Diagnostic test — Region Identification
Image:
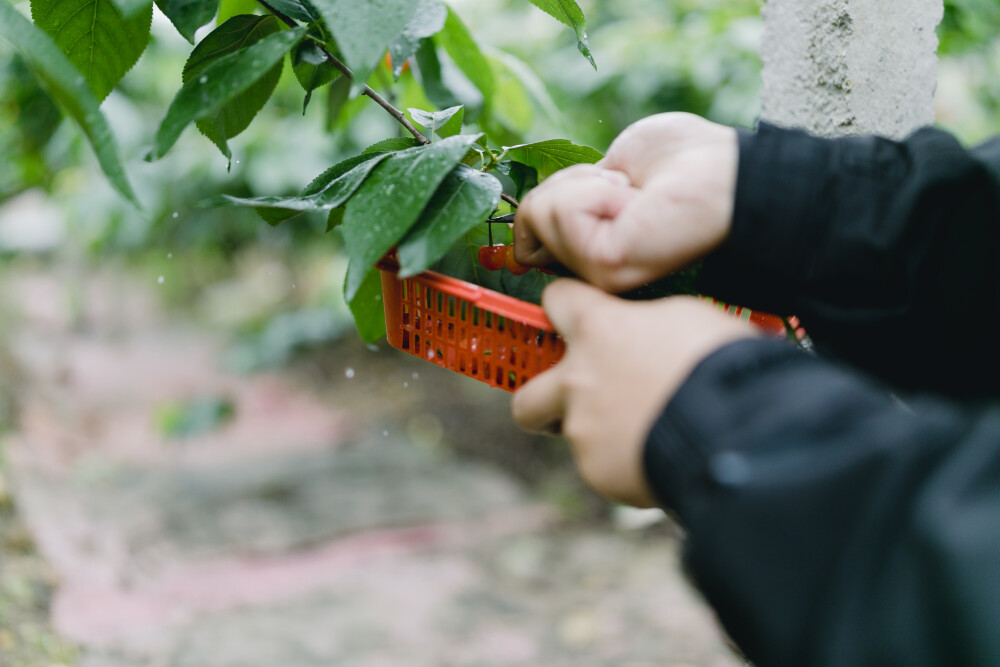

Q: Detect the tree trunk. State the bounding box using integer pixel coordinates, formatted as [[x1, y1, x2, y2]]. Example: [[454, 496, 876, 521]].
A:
[[760, 0, 943, 139]]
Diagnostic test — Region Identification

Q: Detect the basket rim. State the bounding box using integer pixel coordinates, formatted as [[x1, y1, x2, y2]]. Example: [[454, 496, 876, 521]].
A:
[[376, 256, 556, 332]]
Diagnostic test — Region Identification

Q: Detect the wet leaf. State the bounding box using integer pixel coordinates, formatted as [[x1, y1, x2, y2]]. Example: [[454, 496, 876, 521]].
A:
[[341, 133, 481, 301], [199, 151, 390, 224], [500, 139, 602, 180], [31, 0, 152, 101], [527, 0, 595, 69], [147, 23, 305, 160], [388, 0, 446, 79], [0, 4, 139, 206], [397, 166, 502, 277], [180, 15, 288, 159], [347, 267, 386, 343], [154, 0, 220, 42], [309, 0, 416, 96], [407, 105, 463, 139]]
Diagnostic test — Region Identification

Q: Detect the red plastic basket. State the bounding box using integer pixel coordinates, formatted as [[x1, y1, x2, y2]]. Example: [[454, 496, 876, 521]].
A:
[[377, 256, 565, 391], [376, 256, 794, 392]]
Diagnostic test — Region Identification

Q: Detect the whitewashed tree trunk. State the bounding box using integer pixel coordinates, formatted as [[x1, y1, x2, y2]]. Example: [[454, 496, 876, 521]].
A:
[[760, 0, 943, 139]]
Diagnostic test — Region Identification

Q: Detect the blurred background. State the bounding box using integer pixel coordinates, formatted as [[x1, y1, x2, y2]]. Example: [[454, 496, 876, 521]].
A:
[[1, 0, 999, 664]]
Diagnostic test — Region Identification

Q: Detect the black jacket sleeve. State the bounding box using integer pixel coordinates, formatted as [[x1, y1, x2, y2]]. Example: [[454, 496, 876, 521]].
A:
[[644, 338, 1000, 667], [697, 123, 1000, 398]]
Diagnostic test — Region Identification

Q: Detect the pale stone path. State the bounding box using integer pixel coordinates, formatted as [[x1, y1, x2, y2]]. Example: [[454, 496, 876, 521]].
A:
[[0, 268, 741, 667]]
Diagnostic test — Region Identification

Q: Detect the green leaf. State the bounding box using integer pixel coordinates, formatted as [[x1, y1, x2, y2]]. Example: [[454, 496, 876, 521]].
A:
[[110, 0, 152, 19], [324, 75, 352, 129], [362, 137, 420, 153], [387, 0, 446, 79], [200, 152, 390, 224], [397, 166, 502, 277], [487, 55, 532, 136], [500, 139, 603, 181], [413, 38, 467, 112], [308, 0, 416, 96], [179, 15, 287, 159], [527, 0, 595, 69], [407, 105, 463, 139], [259, 152, 387, 223], [499, 161, 538, 200], [216, 0, 257, 23], [326, 206, 345, 232], [347, 266, 386, 343], [341, 133, 482, 301], [148, 22, 305, 160], [0, 3, 139, 206], [263, 0, 319, 24], [30, 0, 152, 102], [434, 8, 494, 106], [154, 0, 220, 43], [292, 38, 341, 113]]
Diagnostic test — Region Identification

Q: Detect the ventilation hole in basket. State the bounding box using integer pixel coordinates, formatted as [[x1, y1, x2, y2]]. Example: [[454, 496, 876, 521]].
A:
[[402, 305, 410, 327], [497, 316, 505, 333], [437, 348, 444, 360], [459, 355, 466, 372], [495, 366, 504, 386], [447, 321, 455, 341], [436, 318, 443, 338], [401, 330, 410, 350], [485, 312, 493, 329], [437, 292, 444, 313], [414, 334, 421, 355], [484, 361, 491, 379], [508, 370, 517, 389], [471, 357, 478, 374], [460, 301, 467, 321], [510, 348, 517, 366], [535, 331, 545, 346], [401, 281, 408, 300], [448, 296, 456, 318]]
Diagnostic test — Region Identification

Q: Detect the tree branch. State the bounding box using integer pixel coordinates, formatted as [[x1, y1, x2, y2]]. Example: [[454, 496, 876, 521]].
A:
[[258, 0, 430, 145], [257, 0, 518, 208]]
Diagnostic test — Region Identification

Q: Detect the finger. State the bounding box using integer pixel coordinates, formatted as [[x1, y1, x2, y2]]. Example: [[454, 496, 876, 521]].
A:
[[540, 279, 611, 341], [513, 189, 558, 266], [511, 365, 567, 434], [515, 177, 635, 268]]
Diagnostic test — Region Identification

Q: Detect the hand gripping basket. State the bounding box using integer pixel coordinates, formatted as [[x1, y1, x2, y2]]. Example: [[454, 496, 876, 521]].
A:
[[376, 256, 793, 393]]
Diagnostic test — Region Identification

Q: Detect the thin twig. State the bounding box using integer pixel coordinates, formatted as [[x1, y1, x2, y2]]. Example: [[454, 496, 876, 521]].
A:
[[258, 0, 431, 146], [259, 0, 517, 207]]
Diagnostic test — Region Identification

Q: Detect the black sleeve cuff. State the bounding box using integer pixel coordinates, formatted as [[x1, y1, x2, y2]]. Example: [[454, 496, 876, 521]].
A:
[[696, 123, 838, 314], [643, 336, 804, 520]]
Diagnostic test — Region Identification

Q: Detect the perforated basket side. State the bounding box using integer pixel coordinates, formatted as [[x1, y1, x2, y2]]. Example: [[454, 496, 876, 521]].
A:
[[379, 263, 565, 392]]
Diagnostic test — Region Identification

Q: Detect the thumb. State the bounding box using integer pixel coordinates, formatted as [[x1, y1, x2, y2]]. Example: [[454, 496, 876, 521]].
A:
[[541, 279, 613, 341]]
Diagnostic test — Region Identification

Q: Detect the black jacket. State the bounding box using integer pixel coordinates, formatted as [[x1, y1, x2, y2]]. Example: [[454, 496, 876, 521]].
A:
[[643, 123, 1000, 666]]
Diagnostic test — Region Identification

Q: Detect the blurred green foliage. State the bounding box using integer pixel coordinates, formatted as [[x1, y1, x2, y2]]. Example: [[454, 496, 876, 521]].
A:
[[1, 0, 999, 262]]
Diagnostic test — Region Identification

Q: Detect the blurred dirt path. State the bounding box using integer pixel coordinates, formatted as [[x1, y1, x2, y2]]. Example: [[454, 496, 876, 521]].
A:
[[0, 267, 741, 667]]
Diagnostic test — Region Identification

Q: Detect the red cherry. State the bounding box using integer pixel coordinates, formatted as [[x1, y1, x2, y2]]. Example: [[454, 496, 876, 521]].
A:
[[505, 245, 530, 275], [478, 245, 506, 271]]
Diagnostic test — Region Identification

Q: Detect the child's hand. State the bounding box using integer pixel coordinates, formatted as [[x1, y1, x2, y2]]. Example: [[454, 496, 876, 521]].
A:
[[511, 279, 756, 508], [513, 113, 737, 293]]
